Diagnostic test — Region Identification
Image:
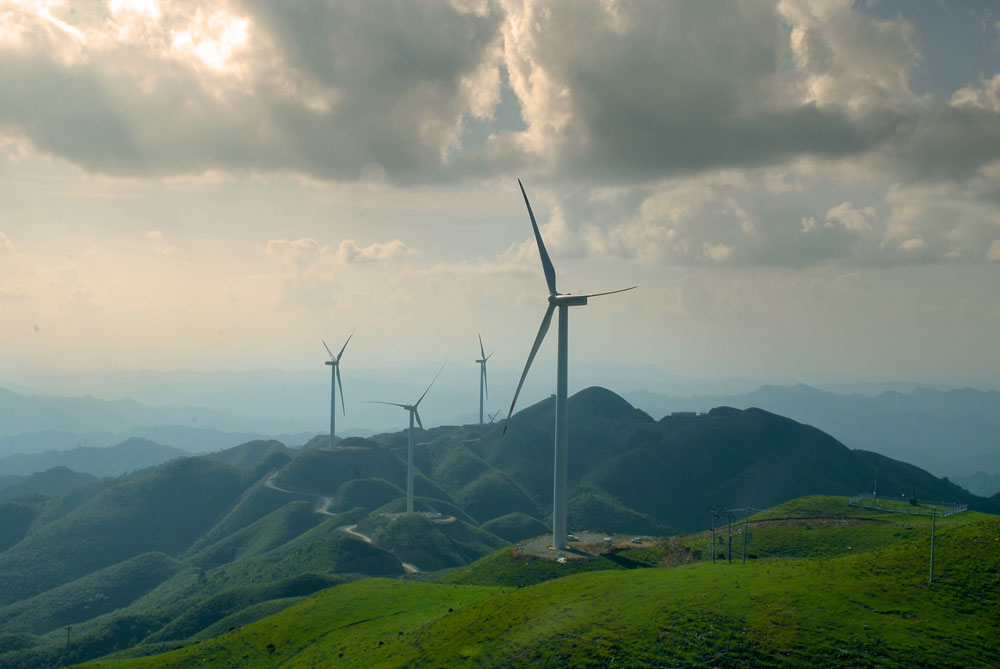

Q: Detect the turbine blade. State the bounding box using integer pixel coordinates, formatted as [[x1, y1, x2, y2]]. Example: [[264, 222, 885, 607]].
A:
[[483, 364, 488, 400], [518, 179, 557, 295], [364, 401, 408, 408], [413, 409, 424, 430], [415, 359, 447, 407], [503, 302, 555, 434], [575, 285, 638, 299], [478, 333, 486, 360], [336, 333, 352, 361], [485, 351, 493, 361], [322, 339, 336, 361], [336, 365, 346, 415]]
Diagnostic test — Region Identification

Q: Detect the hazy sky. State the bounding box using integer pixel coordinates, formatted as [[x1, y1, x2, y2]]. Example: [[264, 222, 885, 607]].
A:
[[2, 0, 1000, 394]]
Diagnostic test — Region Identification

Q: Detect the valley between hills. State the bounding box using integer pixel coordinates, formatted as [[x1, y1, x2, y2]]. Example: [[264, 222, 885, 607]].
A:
[[0, 387, 997, 667]]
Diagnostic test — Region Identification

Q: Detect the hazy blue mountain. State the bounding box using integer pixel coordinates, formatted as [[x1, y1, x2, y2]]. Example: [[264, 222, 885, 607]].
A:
[[624, 385, 1000, 476], [0, 425, 314, 464], [0, 438, 189, 477], [0, 387, 316, 443], [0, 467, 98, 502], [952, 471, 1000, 497], [0, 430, 118, 457]]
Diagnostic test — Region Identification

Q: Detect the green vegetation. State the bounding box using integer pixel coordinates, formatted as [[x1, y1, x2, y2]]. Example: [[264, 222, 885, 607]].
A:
[[0, 552, 181, 635], [331, 477, 404, 513], [187, 501, 323, 568], [5, 389, 1000, 667], [361, 514, 505, 572], [81, 510, 1000, 668], [480, 512, 547, 543], [0, 458, 243, 606], [0, 466, 99, 502], [567, 487, 669, 535], [436, 547, 634, 587], [0, 493, 46, 551]]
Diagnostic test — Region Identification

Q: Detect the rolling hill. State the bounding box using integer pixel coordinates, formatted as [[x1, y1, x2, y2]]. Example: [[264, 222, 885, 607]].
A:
[[3, 388, 999, 667], [75, 496, 1000, 668], [0, 466, 99, 502]]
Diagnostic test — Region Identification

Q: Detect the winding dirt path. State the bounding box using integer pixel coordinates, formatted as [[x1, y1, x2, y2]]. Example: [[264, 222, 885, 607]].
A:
[[264, 472, 421, 572]]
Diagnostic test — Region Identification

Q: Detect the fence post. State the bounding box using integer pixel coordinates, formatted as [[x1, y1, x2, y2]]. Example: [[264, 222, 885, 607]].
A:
[[711, 508, 716, 564], [929, 506, 936, 585]]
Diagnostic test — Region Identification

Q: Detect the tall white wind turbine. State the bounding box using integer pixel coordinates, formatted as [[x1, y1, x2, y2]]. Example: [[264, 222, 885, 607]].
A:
[[476, 334, 493, 424], [323, 335, 352, 448], [504, 180, 636, 550], [367, 361, 447, 513]]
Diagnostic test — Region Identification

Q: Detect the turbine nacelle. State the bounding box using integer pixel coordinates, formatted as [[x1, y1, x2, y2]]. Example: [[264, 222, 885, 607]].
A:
[[550, 293, 588, 307]]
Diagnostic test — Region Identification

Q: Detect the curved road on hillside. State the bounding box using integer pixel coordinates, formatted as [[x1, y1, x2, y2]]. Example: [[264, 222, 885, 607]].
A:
[[263, 472, 420, 573]]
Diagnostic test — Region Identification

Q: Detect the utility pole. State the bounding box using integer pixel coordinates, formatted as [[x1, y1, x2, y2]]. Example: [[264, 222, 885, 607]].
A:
[[742, 508, 750, 565], [711, 507, 716, 564], [66, 623, 71, 652], [929, 506, 936, 584], [727, 510, 733, 565]]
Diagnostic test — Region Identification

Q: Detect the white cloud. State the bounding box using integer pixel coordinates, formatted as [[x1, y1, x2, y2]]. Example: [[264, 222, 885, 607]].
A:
[[825, 202, 876, 233], [264, 237, 339, 306], [0, 230, 11, 254], [336, 239, 415, 263], [702, 243, 735, 263], [988, 240, 1000, 262]]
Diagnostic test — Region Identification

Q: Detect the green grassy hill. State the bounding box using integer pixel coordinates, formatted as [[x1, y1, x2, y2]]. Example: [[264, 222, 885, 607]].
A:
[[0, 458, 243, 606], [187, 501, 323, 569], [76, 500, 999, 668], [0, 466, 99, 502], [480, 512, 547, 543], [0, 493, 47, 551], [274, 441, 405, 494], [5, 389, 1000, 667], [203, 440, 292, 469]]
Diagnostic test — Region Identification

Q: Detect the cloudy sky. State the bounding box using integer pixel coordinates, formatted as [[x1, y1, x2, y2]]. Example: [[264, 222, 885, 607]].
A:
[[2, 0, 1000, 399]]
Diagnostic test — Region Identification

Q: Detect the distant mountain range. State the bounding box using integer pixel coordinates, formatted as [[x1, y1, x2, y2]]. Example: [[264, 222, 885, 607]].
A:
[[0, 438, 190, 478], [4, 382, 1000, 480], [1, 386, 997, 666], [625, 384, 1000, 476], [0, 387, 318, 451]]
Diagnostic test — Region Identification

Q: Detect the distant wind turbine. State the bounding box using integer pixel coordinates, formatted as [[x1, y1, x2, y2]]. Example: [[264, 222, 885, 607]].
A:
[[476, 334, 493, 424], [504, 180, 636, 550], [323, 335, 352, 447], [367, 360, 447, 513], [488, 409, 502, 423]]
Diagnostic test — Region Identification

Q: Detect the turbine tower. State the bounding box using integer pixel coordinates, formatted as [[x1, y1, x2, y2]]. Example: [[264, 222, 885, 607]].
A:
[[367, 361, 446, 513], [323, 335, 352, 448], [504, 180, 636, 550], [476, 334, 493, 424]]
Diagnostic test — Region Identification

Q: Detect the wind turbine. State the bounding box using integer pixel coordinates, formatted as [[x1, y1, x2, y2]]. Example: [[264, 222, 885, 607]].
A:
[[504, 180, 636, 550], [476, 334, 493, 424], [488, 409, 502, 423], [323, 335, 352, 448], [367, 360, 447, 513]]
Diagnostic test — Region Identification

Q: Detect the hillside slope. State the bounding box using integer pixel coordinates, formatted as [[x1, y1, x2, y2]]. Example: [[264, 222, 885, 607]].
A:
[[80, 505, 999, 668]]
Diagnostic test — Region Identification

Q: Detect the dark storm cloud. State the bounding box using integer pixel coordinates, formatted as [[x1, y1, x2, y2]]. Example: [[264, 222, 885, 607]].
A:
[[0, 0, 998, 194], [515, 1, 907, 181], [0, 1, 503, 182]]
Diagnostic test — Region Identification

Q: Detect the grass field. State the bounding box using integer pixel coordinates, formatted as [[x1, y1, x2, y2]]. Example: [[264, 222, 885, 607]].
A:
[[78, 496, 1000, 668]]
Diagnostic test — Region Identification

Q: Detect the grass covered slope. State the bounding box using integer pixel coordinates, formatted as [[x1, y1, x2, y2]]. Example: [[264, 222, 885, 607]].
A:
[[84, 501, 999, 668], [0, 458, 243, 606]]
